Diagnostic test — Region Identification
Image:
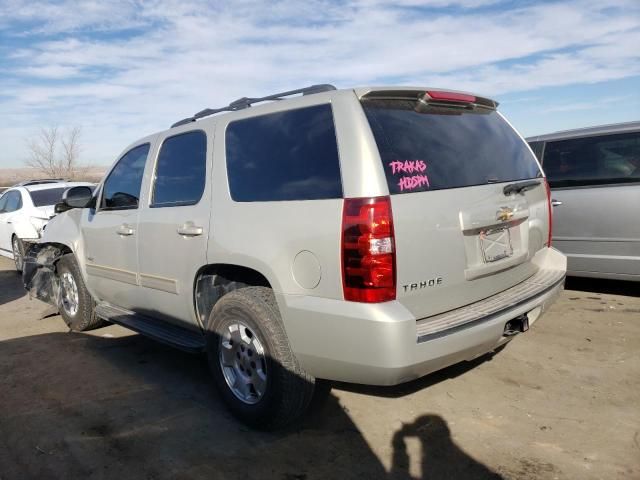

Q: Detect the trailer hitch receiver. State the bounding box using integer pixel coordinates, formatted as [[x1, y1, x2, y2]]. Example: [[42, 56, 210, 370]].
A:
[[503, 314, 530, 337]]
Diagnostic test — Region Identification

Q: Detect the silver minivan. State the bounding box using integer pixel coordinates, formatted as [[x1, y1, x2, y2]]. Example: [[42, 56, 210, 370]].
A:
[[528, 122, 640, 281], [25, 85, 566, 428]]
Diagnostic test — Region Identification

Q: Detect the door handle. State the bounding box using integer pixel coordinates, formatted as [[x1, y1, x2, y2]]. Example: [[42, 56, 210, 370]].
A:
[[116, 224, 135, 236], [551, 199, 563, 207], [177, 222, 203, 237]]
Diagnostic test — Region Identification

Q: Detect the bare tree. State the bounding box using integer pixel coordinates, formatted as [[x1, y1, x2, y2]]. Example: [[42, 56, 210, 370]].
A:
[[25, 126, 83, 178]]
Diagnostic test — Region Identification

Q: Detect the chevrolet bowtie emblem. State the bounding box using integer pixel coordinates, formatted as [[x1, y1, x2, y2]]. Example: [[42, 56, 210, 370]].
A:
[[497, 206, 514, 222]]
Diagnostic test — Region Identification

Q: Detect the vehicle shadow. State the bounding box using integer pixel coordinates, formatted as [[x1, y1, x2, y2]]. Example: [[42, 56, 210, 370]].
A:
[[0, 268, 26, 306], [0, 329, 501, 480], [333, 345, 506, 399], [565, 276, 639, 297]]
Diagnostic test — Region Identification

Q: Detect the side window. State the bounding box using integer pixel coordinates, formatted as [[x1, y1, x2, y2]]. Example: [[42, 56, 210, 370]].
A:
[[102, 144, 150, 210], [152, 131, 207, 207], [0, 192, 8, 212], [225, 104, 342, 202], [543, 132, 640, 188], [4, 191, 22, 213]]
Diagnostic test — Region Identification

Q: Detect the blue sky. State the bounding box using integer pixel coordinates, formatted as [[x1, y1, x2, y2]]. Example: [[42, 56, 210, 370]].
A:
[[1, 0, 639, 168]]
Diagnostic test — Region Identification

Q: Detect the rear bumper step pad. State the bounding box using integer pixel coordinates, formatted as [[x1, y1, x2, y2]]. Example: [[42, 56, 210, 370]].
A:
[[416, 268, 565, 342]]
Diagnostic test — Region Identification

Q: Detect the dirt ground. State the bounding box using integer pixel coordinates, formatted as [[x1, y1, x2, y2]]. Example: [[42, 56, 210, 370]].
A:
[[0, 256, 638, 480]]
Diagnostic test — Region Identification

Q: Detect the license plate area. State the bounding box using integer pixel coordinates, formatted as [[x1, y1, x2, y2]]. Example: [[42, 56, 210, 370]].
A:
[[480, 227, 513, 263]]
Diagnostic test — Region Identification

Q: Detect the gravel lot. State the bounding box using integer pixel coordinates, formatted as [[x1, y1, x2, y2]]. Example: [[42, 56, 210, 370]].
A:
[[0, 255, 638, 480]]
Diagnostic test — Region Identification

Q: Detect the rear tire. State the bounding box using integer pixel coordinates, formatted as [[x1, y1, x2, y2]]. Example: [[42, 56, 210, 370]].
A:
[[206, 286, 316, 430], [12, 236, 24, 273], [56, 254, 105, 331]]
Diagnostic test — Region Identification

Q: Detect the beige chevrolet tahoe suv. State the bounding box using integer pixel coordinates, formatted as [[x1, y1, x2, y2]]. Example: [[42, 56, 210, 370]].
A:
[[24, 85, 566, 429]]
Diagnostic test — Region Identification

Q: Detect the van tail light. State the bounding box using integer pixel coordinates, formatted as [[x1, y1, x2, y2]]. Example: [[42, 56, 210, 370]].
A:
[[342, 196, 396, 303], [544, 178, 553, 247]]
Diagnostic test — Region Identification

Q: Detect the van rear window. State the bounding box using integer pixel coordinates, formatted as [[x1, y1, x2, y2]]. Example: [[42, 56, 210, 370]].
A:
[[362, 100, 541, 194]]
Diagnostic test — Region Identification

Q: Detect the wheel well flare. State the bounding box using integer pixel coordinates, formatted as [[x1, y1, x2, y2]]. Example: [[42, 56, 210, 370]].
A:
[[194, 264, 271, 325]]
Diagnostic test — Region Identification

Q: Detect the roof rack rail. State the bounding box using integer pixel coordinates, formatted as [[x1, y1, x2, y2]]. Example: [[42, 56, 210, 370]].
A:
[[171, 84, 337, 128], [13, 178, 66, 187]]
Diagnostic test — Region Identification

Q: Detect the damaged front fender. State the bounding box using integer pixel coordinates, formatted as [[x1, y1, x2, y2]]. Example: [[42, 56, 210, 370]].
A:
[[23, 243, 66, 307]]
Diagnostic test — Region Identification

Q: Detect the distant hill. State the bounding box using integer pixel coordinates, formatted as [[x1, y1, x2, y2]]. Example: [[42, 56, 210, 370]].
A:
[[0, 166, 107, 188]]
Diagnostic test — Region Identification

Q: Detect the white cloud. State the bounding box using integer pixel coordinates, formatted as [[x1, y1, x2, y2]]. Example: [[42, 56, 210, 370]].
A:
[[16, 64, 81, 79], [0, 0, 638, 167], [0, 0, 144, 34], [541, 95, 634, 113]]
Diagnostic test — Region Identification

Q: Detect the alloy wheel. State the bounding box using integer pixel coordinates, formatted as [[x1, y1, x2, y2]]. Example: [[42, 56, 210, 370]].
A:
[[12, 237, 23, 272], [219, 321, 268, 405], [59, 271, 79, 317]]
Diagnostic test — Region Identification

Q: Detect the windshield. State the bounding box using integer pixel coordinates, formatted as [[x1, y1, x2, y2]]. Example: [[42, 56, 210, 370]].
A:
[[362, 99, 541, 194]]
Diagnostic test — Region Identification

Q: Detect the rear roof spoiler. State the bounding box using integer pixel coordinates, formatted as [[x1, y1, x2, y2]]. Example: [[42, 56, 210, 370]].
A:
[[361, 89, 498, 110]]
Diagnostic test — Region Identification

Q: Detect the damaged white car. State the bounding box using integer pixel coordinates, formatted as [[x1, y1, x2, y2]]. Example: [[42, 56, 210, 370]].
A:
[[0, 181, 94, 272]]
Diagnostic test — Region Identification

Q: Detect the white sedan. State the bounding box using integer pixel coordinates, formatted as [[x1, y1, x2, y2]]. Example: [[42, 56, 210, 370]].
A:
[[0, 181, 94, 272]]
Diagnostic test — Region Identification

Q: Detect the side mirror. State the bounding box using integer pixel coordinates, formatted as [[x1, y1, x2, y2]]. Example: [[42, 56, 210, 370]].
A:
[[62, 186, 94, 210], [54, 202, 70, 214]]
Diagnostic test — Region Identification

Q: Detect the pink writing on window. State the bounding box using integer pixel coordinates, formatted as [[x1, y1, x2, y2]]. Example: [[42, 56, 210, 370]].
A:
[[398, 175, 430, 191], [389, 160, 427, 175]]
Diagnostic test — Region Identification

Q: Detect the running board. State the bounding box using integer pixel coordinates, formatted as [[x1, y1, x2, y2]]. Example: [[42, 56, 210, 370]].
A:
[[95, 303, 206, 353]]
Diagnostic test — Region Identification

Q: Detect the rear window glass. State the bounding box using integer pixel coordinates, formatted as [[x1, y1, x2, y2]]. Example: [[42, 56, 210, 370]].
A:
[[542, 132, 640, 188], [362, 100, 541, 194], [225, 104, 342, 202], [29, 188, 66, 207]]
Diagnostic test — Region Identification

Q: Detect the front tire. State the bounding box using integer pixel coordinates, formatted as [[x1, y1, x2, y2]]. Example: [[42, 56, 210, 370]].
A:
[[206, 287, 316, 430], [56, 254, 104, 331]]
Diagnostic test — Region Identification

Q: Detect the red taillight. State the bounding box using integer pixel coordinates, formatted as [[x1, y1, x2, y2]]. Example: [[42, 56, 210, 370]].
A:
[[342, 196, 396, 303], [544, 178, 553, 247], [425, 90, 476, 103]]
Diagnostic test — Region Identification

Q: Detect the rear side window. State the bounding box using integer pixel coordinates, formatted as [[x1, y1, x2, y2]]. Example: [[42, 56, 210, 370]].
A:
[[542, 132, 640, 188], [225, 104, 342, 201], [152, 131, 207, 207], [29, 188, 66, 207], [102, 143, 150, 210], [362, 100, 541, 194]]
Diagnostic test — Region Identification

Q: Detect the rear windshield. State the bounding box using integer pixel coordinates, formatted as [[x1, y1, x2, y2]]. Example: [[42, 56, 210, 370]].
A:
[[29, 186, 94, 207], [29, 188, 67, 207], [362, 100, 541, 194]]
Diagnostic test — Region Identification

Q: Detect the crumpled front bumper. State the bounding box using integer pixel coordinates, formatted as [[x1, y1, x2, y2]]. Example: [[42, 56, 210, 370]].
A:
[[22, 243, 65, 307]]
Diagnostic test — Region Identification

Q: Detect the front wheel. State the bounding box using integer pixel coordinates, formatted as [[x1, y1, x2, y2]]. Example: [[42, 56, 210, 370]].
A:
[[56, 254, 105, 331], [206, 287, 316, 430]]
